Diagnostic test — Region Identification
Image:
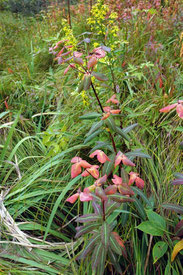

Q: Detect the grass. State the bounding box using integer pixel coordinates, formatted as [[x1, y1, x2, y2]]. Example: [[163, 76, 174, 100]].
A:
[[0, 1, 183, 274]]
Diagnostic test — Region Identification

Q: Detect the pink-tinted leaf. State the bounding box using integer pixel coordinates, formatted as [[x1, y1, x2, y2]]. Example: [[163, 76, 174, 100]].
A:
[[66, 193, 79, 203], [73, 51, 83, 58], [90, 150, 110, 164], [176, 103, 183, 119], [159, 103, 177, 113], [91, 72, 108, 81], [107, 94, 119, 104], [103, 106, 111, 112], [87, 56, 97, 69], [95, 187, 108, 201], [105, 185, 117, 195], [175, 220, 183, 237], [80, 192, 93, 202], [101, 112, 110, 120], [73, 56, 84, 65], [135, 177, 144, 189], [112, 175, 122, 185], [93, 47, 106, 59], [95, 174, 108, 185], [81, 165, 99, 179], [64, 65, 71, 75], [172, 179, 183, 185], [112, 232, 127, 258], [71, 163, 82, 178], [56, 47, 65, 57], [110, 109, 121, 114], [121, 154, 135, 167], [118, 184, 134, 196], [71, 156, 82, 163], [80, 160, 92, 169], [128, 172, 138, 185]]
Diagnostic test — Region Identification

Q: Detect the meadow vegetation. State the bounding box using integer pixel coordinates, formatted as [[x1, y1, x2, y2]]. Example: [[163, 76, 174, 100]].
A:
[[0, 0, 183, 274]]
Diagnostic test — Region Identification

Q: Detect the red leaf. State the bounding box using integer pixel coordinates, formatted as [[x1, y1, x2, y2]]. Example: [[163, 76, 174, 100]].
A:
[[80, 192, 93, 202], [135, 177, 144, 189], [105, 185, 117, 195], [89, 150, 110, 164], [71, 157, 82, 163], [159, 103, 177, 113], [176, 103, 183, 119], [71, 163, 82, 178], [87, 56, 97, 69], [107, 94, 119, 104], [94, 174, 108, 185], [112, 175, 122, 185], [66, 193, 79, 203]]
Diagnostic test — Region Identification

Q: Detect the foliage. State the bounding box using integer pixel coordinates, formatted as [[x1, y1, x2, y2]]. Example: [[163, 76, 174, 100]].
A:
[[0, 0, 183, 273]]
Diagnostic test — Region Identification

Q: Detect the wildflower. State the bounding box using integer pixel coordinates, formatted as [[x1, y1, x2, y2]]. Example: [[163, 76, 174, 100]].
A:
[[159, 101, 183, 119]]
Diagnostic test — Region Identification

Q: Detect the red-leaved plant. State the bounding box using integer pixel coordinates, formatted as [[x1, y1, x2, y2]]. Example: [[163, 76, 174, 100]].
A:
[[50, 39, 151, 274]]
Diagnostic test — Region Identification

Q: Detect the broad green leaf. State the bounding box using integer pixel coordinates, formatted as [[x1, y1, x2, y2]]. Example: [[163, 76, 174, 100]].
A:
[[79, 112, 101, 120], [126, 149, 151, 160], [153, 241, 168, 263], [162, 204, 183, 215], [115, 126, 130, 141], [136, 221, 164, 236], [146, 209, 166, 231], [122, 123, 138, 134], [105, 117, 117, 132], [101, 222, 110, 248], [86, 121, 103, 136], [84, 129, 103, 144], [171, 239, 183, 262]]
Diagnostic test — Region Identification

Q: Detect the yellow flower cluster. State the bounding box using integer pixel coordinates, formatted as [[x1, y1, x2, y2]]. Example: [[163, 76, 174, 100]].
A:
[[87, 0, 120, 49], [61, 19, 77, 48], [81, 90, 90, 106]]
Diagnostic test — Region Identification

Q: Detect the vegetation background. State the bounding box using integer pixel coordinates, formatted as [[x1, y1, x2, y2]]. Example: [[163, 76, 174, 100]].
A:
[[0, 0, 183, 274]]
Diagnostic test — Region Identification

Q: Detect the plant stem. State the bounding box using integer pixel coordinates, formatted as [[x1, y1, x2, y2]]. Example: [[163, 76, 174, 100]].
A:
[[102, 200, 106, 221], [144, 235, 153, 275], [91, 81, 104, 113]]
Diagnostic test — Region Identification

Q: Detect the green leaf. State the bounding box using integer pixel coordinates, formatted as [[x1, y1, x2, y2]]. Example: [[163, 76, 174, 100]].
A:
[[102, 153, 115, 176], [133, 197, 146, 220], [146, 209, 166, 231], [101, 222, 110, 248], [122, 123, 138, 134], [92, 243, 104, 269], [131, 187, 152, 208], [109, 234, 122, 255], [96, 247, 106, 275], [153, 241, 168, 263], [105, 117, 117, 132], [83, 75, 91, 90], [136, 221, 164, 236], [91, 72, 108, 81], [126, 149, 151, 160], [115, 126, 130, 141], [76, 214, 101, 223], [79, 112, 101, 120], [108, 193, 134, 203], [84, 129, 103, 144], [108, 248, 122, 275], [77, 79, 84, 93], [86, 121, 103, 136], [75, 223, 101, 238], [77, 234, 101, 259], [162, 204, 183, 215]]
